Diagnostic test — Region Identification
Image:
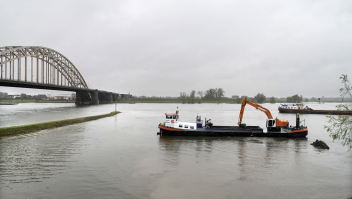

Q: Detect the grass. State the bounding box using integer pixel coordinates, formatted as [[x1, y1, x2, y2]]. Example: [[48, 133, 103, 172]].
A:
[[0, 111, 120, 138]]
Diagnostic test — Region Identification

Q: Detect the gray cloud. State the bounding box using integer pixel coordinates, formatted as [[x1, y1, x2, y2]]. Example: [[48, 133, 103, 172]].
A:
[[1, 0, 352, 97]]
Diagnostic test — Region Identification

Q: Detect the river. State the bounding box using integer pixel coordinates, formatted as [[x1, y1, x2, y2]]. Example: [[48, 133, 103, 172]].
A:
[[0, 102, 351, 199]]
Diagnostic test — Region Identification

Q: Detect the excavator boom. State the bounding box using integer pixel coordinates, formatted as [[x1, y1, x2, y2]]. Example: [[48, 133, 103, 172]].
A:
[[238, 97, 273, 125]]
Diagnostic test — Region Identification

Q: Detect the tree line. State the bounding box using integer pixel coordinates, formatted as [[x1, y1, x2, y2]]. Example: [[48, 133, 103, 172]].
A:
[[180, 88, 225, 104], [180, 89, 324, 104]]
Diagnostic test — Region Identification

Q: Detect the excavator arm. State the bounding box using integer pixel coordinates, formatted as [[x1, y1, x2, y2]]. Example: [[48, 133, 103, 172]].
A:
[[238, 97, 273, 125]]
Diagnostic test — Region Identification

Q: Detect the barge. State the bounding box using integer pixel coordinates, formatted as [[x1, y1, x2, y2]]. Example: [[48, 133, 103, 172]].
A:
[[158, 98, 308, 138], [278, 103, 352, 115]]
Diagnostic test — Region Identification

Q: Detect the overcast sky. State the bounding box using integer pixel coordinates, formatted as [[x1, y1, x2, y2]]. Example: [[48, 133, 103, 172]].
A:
[[1, 0, 352, 98]]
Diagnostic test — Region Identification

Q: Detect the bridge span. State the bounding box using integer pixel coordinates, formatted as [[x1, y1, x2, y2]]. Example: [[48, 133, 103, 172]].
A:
[[0, 46, 119, 105]]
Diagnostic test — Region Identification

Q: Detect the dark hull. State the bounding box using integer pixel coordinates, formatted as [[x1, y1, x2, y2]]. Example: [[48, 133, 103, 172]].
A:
[[278, 107, 352, 115], [158, 125, 307, 138]]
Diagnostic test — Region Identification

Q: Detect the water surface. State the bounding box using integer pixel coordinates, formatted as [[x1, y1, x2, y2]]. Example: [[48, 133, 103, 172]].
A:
[[0, 102, 351, 198]]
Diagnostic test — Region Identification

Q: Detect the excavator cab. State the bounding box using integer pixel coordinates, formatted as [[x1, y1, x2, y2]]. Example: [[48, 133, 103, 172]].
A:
[[267, 119, 275, 127], [266, 118, 290, 131]]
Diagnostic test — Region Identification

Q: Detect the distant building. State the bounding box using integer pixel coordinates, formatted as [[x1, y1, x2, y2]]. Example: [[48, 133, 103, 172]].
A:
[[0, 92, 8, 99], [232, 95, 239, 99], [120, 94, 132, 99], [37, 94, 48, 100], [240, 95, 248, 99], [27, 95, 35, 100], [7, 94, 21, 99]]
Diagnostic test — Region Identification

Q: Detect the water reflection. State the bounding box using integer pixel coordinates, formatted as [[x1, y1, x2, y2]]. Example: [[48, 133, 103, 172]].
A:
[[0, 125, 85, 184], [158, 136, 309, 182]]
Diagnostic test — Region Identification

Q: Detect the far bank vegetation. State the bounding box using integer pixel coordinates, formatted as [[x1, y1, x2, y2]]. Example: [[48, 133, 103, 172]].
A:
[[180, 88, 225, 104], [117, 89, 349, 104], [177, 90, 323, 104]]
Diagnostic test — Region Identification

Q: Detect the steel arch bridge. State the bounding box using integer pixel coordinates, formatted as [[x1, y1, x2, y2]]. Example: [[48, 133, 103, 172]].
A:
[[0, 46, 88, 89], [0, 46, 120, 105]]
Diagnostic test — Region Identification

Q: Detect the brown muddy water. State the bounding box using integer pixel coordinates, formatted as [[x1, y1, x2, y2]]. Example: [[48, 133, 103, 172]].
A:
[[0, 103, 351, 199]]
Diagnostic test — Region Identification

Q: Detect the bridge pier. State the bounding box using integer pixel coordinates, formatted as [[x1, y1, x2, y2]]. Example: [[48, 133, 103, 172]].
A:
[[75, 90, 99, 105], [97, 91, 115, 103], [75, 90, 119, 105], [91, 90, 99, 105], [108, 92, 112, 102]]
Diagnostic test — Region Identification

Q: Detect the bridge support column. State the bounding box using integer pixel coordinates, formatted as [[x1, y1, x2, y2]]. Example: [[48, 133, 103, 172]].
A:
[[90, 90, 99, 105], [75, 90, 99, 105], [75, 91, 82, 105], [108, 92, 113, 103]]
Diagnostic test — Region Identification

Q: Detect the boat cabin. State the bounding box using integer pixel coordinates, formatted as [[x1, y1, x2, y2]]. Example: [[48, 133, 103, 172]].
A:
[[279, 103, 304, 109], [165, 113, 179, 123], [163, 112, 199, 130]]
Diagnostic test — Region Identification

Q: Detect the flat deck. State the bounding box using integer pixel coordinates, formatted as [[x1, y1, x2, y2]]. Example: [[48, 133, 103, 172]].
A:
[[278, 107, 352, 115], [158, 125, 307, 138]]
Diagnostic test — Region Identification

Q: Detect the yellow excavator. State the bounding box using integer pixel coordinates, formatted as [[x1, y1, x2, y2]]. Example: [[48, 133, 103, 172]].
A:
[[238, 97, 290, 131]]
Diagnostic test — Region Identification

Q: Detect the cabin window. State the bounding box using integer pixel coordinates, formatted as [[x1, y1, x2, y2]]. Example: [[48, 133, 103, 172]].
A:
[[190, 126, 194, 129], [179, 124, 183, 128], [185, 125, 188, 128], [173, 116, 176, 119], [166, 115, 172, 119]]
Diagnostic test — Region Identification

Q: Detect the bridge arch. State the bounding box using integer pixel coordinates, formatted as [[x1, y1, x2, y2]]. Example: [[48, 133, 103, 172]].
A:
[[0, 46, 88, 89]]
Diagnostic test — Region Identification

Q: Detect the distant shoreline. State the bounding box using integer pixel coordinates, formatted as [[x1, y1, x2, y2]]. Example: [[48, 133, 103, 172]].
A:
[[0, 99, 348, 104], [0, 99, 74, 103]]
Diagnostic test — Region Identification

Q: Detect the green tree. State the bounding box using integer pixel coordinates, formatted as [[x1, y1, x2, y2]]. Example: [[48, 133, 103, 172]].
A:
[[189, 90, 196, 104], [204, 88, 216, 100], [310, 97, 317, 102], [235, 97, 243, 104], [180, 92, 187, 104], [254, 93, 266, 103], [324, 74, 352, 151], [204, 88, 225, 101], [269, 96, 276, 103], [215, 88, 225, 99], [197, 91, 204, 99], [286, 94, 302, 103], [20, 93, 27, 101]]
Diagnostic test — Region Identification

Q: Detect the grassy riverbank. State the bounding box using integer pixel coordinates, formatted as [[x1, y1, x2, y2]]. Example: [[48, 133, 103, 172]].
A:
[[0, 111, 120, 138]]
